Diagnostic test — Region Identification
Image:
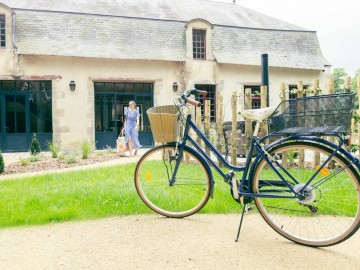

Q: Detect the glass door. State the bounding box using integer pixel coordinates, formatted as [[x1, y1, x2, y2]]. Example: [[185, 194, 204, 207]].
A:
[[3, 93, 29, 151], [94, 94, 116, 149], [94, 82, 154, 149], [0, 95, 2, 151]]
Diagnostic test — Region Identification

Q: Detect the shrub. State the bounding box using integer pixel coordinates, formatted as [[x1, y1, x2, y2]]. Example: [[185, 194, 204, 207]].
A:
[[19, 157, 30, 166], [47, 140, 61, 158], [57, 152, 65, 160], [30, 133, 41, 155], [80, 140, 93, 159], [29, 155, 41, 162], [64, 155, 77, 164], [0, 152, 4, 173]]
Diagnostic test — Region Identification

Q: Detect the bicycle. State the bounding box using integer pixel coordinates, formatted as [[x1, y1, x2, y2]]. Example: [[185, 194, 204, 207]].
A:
[[134, 88, 360, 247]]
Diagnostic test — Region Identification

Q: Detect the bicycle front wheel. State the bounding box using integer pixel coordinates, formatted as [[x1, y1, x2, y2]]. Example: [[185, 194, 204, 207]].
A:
[[135, 144, 212, 218], [252, 141, 360, 247]]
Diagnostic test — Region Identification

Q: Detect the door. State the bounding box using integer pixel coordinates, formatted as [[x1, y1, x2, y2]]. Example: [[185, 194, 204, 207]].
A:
[[0, 80, 53, 152], [94, 94, 117, 149], [3, 93, 29, 152], [0, 95, 2, 151], [94, 82, 154, 149]]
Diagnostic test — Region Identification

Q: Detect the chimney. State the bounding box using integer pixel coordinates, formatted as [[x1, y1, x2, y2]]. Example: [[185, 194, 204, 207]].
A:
[[261, 54, 269, 106]]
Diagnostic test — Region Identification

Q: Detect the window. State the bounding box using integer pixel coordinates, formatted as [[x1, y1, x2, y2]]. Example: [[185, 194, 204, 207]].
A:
[[194, 84, 216, 122], [192, 29, 206, 59], [244, 85, 261, 109], [0, 15, 5, 48], [0, 80, 53, 133]]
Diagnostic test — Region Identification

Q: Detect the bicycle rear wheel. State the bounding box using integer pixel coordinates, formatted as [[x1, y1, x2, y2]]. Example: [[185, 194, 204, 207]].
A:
[[135, 144, 212, 218], [252, 141, 360, 247]]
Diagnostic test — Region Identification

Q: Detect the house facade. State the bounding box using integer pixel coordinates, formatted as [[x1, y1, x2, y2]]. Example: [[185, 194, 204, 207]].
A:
[[0, 0, 330, 152]]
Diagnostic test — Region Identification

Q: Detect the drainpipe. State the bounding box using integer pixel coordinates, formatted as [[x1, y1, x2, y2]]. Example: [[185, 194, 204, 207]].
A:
[[261, 54, 269, 106], [11, 9, 17, 50]]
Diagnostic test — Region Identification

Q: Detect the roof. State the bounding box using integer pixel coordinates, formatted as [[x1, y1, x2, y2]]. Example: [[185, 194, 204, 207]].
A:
[[1, 0, 329, 69], [212, 27, 329, 69]]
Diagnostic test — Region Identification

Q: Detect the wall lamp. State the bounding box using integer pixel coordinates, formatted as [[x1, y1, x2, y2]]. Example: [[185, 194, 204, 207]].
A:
[[69, 81, 76, 91], [172, 82, 178, 92]]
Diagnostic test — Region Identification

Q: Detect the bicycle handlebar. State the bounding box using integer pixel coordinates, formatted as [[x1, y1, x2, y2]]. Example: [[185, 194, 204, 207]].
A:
[[186, 97, 201, 107], [179, 88, 207, 107]]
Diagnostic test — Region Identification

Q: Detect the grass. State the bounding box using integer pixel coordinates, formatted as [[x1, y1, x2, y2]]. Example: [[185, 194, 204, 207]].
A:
[[0, 163, 241, 228], [1, 162, 357, 229], [80, 140, 93, 159], [255, 167, 358, 217]]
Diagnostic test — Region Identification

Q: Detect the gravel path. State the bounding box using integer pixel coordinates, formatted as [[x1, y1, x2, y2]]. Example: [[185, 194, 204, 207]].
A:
[[1, 214, 360, 270], [1, 151, 360, 269]]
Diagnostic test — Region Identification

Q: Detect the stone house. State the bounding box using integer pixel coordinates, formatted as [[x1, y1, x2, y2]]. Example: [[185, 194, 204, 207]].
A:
[[0, 0, 330, 152]]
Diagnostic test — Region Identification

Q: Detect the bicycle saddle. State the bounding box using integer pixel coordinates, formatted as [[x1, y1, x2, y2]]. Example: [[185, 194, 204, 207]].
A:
[[240, 107, 277, 121]]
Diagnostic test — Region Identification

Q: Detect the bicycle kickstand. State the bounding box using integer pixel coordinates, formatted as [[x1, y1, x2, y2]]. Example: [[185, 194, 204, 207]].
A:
[[235, 203, 247, 242]]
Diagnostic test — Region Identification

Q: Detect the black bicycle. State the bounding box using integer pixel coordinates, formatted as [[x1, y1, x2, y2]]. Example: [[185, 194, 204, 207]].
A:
[[135, 89, 360, 247]]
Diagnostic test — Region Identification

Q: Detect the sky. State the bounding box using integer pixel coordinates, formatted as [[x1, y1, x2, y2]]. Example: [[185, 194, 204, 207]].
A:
[[212, 0, 360, 76]]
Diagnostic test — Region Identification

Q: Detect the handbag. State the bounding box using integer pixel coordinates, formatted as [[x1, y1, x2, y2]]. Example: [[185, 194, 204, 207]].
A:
[[117, 132, 126, 155]]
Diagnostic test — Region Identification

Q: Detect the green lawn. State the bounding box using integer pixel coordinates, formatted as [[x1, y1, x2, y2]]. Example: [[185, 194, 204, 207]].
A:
[[0, 163, 241, 228], [1, 163, 356, 229]]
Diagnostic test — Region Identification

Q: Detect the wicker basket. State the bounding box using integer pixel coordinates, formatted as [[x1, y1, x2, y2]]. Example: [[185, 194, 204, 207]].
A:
[[147, 105, 179, 143]]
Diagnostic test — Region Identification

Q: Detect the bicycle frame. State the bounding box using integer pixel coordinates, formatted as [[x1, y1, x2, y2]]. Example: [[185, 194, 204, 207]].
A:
[[173, 112, 360, 199]]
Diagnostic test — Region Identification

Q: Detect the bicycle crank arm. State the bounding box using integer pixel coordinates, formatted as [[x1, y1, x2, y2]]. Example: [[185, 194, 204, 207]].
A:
[[232, 175, 240, 200]]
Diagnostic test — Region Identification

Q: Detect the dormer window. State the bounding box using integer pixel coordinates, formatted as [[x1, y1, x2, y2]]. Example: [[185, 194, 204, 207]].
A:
[[192, 29, 206, 59], [0, 15, 5, 48]]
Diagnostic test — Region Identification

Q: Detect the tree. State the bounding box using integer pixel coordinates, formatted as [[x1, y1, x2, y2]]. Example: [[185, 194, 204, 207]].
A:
[[351, 68, 360, 92], [331, 68, 348, 92], [30, 133, 41, 155]]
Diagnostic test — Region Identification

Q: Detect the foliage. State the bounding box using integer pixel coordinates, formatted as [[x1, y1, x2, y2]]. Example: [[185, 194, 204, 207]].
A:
[[279, 87, 322, 98], [351, 144, 359, 154], [209, 123, 218, 145], [350, 68, 360, 92], [0, 152, 4, 173], [47, 140, 61, 158], [331, 68, 348, 92], [29, 155, 42, 162], [80, 140, 93, 159], [30, 133, 41, 155], [287, 150, 296, 166], [64, 154, 77, 164], [353, 111, 360, 125], [19, 157, 30, 166], [19, 155, 42, 166], [57, 152, 65, 160]]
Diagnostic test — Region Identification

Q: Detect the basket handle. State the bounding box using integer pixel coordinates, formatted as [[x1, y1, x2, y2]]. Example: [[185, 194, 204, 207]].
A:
[[186, 98, 201, 107]]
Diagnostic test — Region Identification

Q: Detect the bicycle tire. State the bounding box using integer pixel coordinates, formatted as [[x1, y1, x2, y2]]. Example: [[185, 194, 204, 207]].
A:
[[251, 141, 360, 247], [134, 143, 212, 218]]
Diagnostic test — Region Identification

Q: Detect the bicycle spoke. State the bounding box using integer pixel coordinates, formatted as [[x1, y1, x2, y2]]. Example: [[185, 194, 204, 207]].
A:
[[135, 145, 211, 218], [252, 142, 360, 247]]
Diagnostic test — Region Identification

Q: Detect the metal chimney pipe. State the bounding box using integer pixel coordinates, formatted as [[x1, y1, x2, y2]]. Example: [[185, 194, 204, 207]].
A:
[[261, 54, 269, 106]]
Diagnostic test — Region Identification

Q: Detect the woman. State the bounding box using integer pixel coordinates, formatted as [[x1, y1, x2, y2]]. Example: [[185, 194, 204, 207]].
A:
[[122, 101, 141, 157]]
